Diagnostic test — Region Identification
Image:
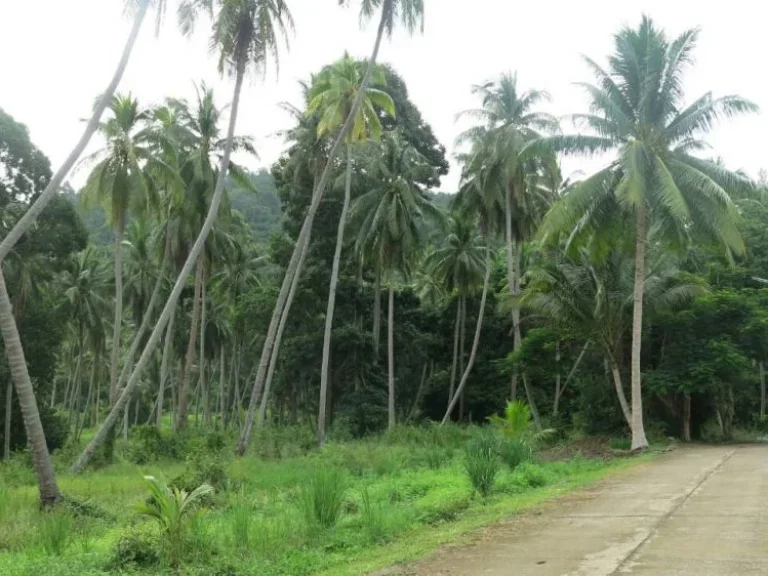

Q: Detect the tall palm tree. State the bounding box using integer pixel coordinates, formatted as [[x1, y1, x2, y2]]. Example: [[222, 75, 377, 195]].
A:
[[425, 214, 485, 409], [81, 94, 164, 406], [457, 72, 559, 407], [532, 16, 757, 449], [524, 245, 705, 428], [238, 0, 425, 455], [352, 132, 440, 428], [72, 0, 292, 472], [308, 54, 395, 445], [0, 1, 160, 502]]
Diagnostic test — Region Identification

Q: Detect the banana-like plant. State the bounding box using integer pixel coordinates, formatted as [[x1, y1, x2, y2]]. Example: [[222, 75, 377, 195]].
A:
[[135, 475, 214, 568]]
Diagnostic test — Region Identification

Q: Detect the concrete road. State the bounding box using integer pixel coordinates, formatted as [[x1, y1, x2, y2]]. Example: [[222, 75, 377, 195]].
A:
[[385, 445, 768, 576]]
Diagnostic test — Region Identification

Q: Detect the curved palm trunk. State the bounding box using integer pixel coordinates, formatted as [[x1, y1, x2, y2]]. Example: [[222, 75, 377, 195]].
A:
[[109, 220, 125, 405], [318, 146, 353, 445], [609, 358, 632, 428], [505, 186, 522, 399], [237, 1, 392, 455], [630, 206, 649, 450], [200, 270, 211, 426], [156, 306, 176, 427], [116, 235, 171, 393], [176, 255, 204, 429], [442, 247, 492, 424], [71, 56, 247, 473], [0, 2, 149, 264], [447, 299, 460, 410], [387, 284, 395, 429], [0, 270, 60, 503]]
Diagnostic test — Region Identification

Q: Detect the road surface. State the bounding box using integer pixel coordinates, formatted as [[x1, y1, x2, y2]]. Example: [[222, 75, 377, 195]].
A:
[[381, 445, 768, 575]]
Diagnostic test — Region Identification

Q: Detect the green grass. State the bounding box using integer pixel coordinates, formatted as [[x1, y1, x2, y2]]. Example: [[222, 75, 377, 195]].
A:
[[0, 428, 652, 576]]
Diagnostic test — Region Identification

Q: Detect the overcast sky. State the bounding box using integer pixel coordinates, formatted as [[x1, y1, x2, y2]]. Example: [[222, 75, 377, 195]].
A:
[[1, 1, 765, 192]]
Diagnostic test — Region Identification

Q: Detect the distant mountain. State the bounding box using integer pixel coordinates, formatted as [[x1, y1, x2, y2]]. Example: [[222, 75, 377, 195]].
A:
[[71, 169, 283, 247]]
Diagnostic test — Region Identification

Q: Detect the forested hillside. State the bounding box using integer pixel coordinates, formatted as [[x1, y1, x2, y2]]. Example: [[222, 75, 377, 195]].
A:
[[1, 2, 767, 575]]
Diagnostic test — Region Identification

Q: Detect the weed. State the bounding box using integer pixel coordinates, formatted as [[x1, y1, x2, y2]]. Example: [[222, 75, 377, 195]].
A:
[[108, 524, 161, 570], [498, 438, 532, 470], [301, 467, 346, 528], [38, 510, 72, 556], [464, 432, 500, 497], [229, 496, 252, 552]]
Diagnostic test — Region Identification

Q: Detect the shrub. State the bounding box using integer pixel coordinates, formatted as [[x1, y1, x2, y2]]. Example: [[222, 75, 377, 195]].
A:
[[301, 468, 346, 528], [360, 486, 408, 541], [514, 462, 549, 488], [128, 425, 186, 464], [229, 496, 253, 552], [414, 485, 471, 524], [135, 475, 214, 568], [38, 510, 72, 556], [464, 432, 500, 498], [498, 438, 532, 470], [108, 524, 161, 570]]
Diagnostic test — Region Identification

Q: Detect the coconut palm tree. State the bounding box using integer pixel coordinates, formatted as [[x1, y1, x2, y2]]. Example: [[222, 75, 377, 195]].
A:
[[238, 0, 425, 455], [425, 214, 486, 409], [457, 72, 559, 409], [307, 54, 395, 445], [532, 16, 757, 449], [0, 0, 166, 503], [72, 0, 292, 472], [524, 245, 706, 428], [352, 132, 441, 428], [80, 94, 165, 406]]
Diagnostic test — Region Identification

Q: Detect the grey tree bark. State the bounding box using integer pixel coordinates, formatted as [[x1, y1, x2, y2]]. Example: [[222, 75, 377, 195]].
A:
[[448, 299, 460, 410], [176, 255, 204, 429], [318, 145, 353, 445], [387, 285, 396, 429], [109, 218, 125, 405], [237, 0, 393, 454], [200, 269, 211, 425], [71, 55, 247, 473], [156, 307, 176, 427], [0, 269, 61, 503], [442, 247, 492, 424], [373, 264, 382, 356], [630, 206, 649, 450], [610, 359, 632, 428]]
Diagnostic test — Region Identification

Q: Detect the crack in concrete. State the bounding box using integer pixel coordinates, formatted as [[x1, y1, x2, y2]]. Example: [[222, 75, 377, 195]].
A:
[[607, 449, 736, 575]]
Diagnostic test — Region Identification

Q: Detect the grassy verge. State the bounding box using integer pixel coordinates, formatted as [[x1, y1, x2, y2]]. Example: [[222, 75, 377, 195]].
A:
[[0, 428, 653, 576]]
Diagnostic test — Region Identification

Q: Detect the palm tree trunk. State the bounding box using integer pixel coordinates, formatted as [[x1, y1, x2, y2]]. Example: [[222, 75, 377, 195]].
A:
[[0, 269, 61, 504], [553, 342, 562, 417], [71, 55, 247, 473], [760, 361, 765, 418], [682, 393, 691, 442], [407, 363, 429, 423], [609, 358, 632, 428], [318, 145, 353, 445], [68, 336, 84, 427], [3, 382, 11, 462], [0, 1, 149, 264], [176, 255, 204, 429], [505, 186, 522, 400], [77, 358, 97, 442], [442, 247, 492, 424], [109, 219, 125, 405], [237, 0, 393, 455], [156, 306, 176, 428], [387, 284, 396, 429], [459, 296, 466, 381], [522, 375, 542, 431], [630, 206, 649, 450], [117, 234, 171, 393], [373, 263, 382, 356], [448, 299, 460, 410], [200, 269, 211, 426]]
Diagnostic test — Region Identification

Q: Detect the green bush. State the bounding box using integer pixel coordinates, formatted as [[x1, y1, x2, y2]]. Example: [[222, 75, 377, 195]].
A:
[[464, 432, 500, 498], [108, 524, 161, 570], [301, 468, 347, 528], [514, 462, 549, 488], [229, 496, 253, 552], [128, 425, 186, 463], [498, 438, 532, 470], [414, 486, 471, 523], [38, 511, 72, 556]]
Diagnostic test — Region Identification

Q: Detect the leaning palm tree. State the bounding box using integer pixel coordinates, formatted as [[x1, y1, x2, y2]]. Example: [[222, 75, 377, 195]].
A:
[[457, 72, 559, 407], [80, 93, 162, 406], [72, 0, 292, 472], [308, 54, 396, 445], [237, 0, 426, 455], [532, 16, 757, 450], [352, 132, 441, 429], [425, 214, 486, 409], [0, 0, 161, 505]]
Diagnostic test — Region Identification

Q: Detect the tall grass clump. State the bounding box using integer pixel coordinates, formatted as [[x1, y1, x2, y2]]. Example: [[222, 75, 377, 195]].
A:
[[464, 432, 500, 497], [229, 495, 253, 552], [499, 438, 533, 470], [38, 511, 73, 556], [301, 467, 347, 528]]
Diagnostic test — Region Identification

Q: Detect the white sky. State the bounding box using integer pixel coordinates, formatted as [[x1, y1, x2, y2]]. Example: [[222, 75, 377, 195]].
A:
[[0, 0, 765, 193]]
